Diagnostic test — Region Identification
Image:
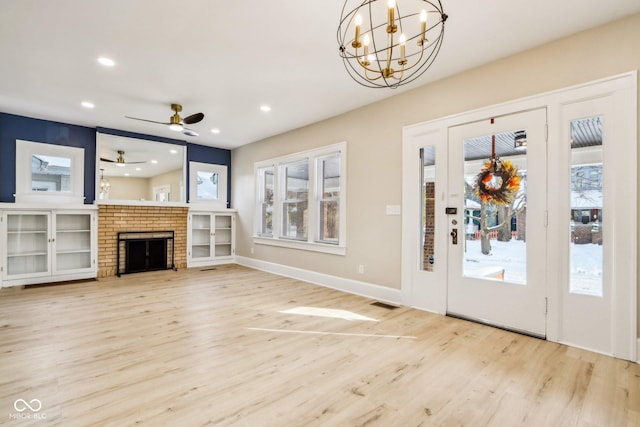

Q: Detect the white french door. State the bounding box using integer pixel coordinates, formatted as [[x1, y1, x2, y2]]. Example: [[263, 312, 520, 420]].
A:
[[401, 73, 636, 360], [447, 109, 547, 336]]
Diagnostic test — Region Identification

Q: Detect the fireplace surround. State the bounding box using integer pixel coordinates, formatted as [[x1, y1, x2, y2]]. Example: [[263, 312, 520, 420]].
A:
[[97, 204, 188, 277]]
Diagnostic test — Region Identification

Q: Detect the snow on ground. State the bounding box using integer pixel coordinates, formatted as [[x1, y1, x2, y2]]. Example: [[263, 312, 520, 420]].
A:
[[464, 239, 602, 295], [464, 239, 527, 284]]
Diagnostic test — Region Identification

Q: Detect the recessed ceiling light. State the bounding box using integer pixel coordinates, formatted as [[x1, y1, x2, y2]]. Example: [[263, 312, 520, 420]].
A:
[[97, 57, 115, 67], [211, 128, 221, 134], [169, 149, 178, 154], [260, 105, 271, 112], [135, 167, 141, 171], [151, 160, 158, 164], [81, 101, 95, 109]]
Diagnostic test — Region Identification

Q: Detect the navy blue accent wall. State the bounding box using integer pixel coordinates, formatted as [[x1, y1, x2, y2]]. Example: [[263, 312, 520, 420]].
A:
[[0, 115, 232, 206], [187, 142, 232, 208], [0, 113, 96, 203]]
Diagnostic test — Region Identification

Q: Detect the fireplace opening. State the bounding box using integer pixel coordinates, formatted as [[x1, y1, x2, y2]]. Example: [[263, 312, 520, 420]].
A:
[[117, 231, 175, 276]]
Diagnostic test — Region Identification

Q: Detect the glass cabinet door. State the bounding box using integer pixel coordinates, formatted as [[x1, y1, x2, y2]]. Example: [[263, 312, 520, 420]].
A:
[[54, 213, 92, 273], [214, 215, 233, 257], [191, 214, 212, 259], [5, 213, 50, 277]]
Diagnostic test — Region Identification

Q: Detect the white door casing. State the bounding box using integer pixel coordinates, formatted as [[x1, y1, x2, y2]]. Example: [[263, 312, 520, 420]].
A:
[[402, 72, 637, 361]]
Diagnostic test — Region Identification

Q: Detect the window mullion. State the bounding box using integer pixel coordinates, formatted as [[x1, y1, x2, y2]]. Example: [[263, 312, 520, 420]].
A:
[[308, 157, 317, 244]]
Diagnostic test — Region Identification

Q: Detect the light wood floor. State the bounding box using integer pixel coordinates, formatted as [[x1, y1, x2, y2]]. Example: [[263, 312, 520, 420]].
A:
[[1, 265, 638, 426]]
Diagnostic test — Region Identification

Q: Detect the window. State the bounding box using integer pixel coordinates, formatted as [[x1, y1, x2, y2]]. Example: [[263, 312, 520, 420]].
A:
[[254, 142, 347, 255], [189, 162, 228, 208], [281, 159, 309, 241], [15, 140, 85, 204], [316, 153, 340, 244], [256, 166, 274, 236]]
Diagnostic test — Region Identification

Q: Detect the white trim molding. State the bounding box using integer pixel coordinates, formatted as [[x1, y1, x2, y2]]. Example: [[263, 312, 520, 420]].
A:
[[15, 139, 85, 204], [253, 141, 347, 254], [236, 256, 402, 306]]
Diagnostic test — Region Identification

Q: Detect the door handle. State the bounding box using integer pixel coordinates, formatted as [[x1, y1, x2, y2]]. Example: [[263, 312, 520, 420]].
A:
[[450, 228, 458, 245]]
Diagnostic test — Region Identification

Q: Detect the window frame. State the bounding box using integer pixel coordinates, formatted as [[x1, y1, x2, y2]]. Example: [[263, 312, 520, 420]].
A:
[[280, 158, 310, 241], [15, 139, 85, 204], [253, 142, 347, 255], [256, 165, 275, 237], [188, 161, 228, 209], [315, 152, 341, 245]]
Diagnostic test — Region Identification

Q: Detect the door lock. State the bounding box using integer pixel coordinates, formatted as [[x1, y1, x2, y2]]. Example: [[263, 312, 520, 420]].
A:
[[450, 228, 458, 245]]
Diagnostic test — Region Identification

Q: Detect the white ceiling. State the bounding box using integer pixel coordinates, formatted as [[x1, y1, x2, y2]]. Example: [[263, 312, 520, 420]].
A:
[[1, 0, 638, 150]]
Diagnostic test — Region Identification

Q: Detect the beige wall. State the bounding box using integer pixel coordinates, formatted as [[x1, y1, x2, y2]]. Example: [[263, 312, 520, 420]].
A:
[[232, 14, 640, 324], [148, 168, 183, 202], [108, 176, 149, 201], [105, 168, 183, 202]]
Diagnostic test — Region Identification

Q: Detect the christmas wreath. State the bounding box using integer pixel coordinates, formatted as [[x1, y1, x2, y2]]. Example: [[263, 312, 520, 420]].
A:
[[474, 158, 520, 205]]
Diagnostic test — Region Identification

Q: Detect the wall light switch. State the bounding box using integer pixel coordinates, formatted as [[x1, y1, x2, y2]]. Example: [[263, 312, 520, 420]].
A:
[[386, 205, 401, 215]]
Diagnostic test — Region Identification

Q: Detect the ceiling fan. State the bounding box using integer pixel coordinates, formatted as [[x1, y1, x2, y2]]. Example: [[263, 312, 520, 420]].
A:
[[100, 150, 146, 166], [125, 103, 204, 137]]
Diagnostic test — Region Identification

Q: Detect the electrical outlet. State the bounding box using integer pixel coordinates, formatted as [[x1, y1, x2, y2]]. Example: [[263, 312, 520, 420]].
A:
[[358, 264, 364, 274], [250, 247, 255, 254]]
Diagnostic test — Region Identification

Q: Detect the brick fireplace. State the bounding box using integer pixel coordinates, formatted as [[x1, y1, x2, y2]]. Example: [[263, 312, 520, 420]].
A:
[[98, 205, 188, 277]]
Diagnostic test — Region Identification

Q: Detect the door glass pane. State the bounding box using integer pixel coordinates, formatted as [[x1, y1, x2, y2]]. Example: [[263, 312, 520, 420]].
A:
[[421, 146, 436, 271], [191, 214, 211, 258], [569, 116, 603, 296], [463, 130, 527, 284], [7, 214, 49, 275]]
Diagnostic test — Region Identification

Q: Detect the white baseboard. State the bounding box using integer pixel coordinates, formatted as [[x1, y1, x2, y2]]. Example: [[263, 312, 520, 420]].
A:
[[235, 256, 402, 305], [637, 338, 640, 363]]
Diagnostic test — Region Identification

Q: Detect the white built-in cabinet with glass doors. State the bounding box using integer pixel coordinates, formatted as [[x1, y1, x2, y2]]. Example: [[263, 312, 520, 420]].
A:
[[1, 209, 97, 287], [187, 211, 235, 267]]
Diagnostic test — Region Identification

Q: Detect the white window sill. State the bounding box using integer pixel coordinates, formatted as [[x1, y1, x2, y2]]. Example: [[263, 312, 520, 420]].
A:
[[15, 193, 85, 205], [253, 236, 346, 256]]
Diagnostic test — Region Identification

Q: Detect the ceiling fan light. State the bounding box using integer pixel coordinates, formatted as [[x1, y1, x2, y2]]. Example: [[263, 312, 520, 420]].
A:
[[169, 123, 183, 132]]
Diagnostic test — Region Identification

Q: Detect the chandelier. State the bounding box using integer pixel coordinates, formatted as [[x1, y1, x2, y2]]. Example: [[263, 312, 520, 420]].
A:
[[99, 168, 111, 198], [338, 0, 448, 89]]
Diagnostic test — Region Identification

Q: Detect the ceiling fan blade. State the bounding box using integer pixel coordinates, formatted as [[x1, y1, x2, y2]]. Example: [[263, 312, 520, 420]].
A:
[[183, 128, 199, 137], [125, 116, 170, 125], [182, 112, 204, 125], [100, 157, 116, 163]]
